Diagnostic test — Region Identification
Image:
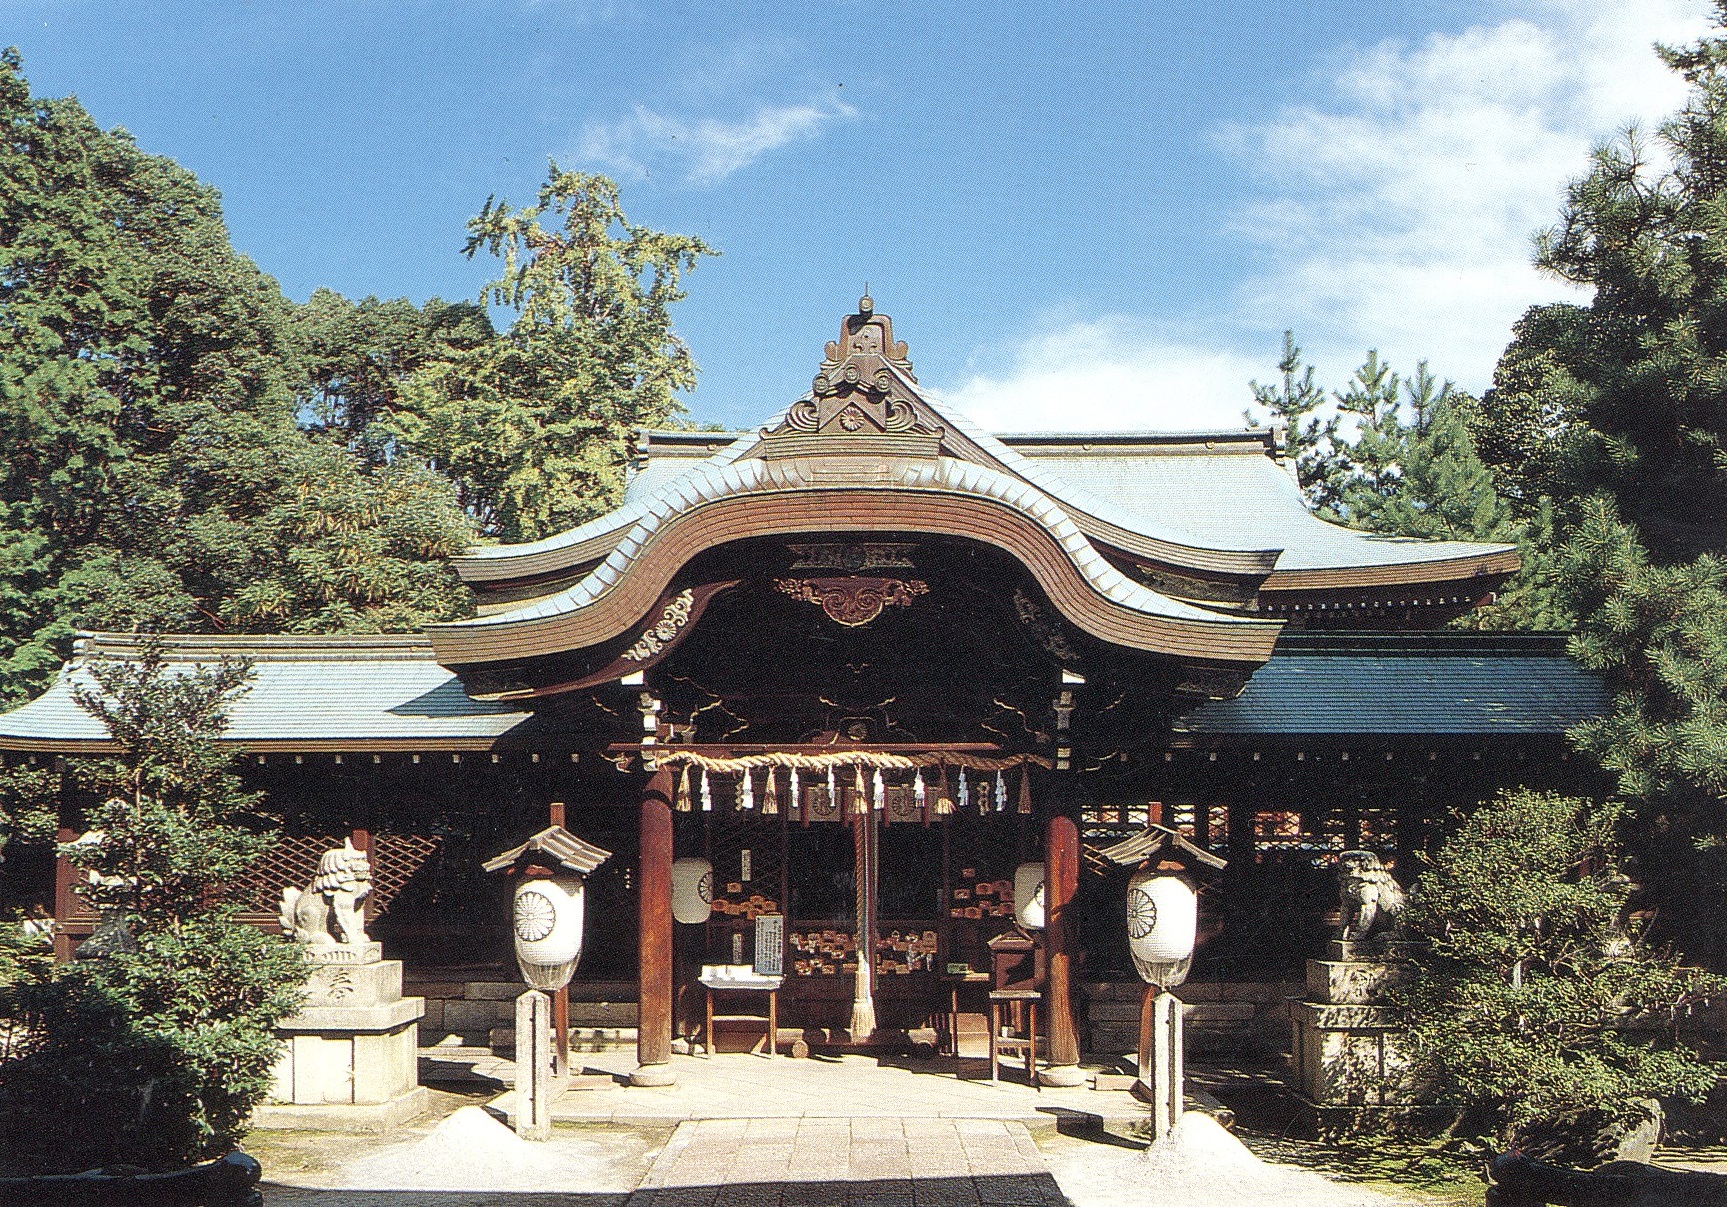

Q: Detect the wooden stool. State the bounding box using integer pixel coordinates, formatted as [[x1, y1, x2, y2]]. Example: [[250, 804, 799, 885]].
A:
[[988, 989, 1039, 1086]]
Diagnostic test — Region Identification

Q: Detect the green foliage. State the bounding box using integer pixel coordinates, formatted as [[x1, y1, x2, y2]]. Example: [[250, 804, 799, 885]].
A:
[[62, 643, 275, 925], [0, 920, 305, 1173], [0, 762, 56, 867], [0, 50, 477, 707], [291, 287, 493, 457], [1565, 501, 1727, 805], [0, 641, 307, 1171], [1248, 339, 1569, 630], [1249, 331, 1338, 505], [390, 165, 715, 541], [1469, 14, 1727, 920], [1395, 789, 1724, 1141], [0, 914, 53, 1003], [1483, 11, 1727, 563]]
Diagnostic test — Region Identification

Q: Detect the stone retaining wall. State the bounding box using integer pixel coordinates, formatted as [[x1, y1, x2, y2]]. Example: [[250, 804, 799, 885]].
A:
[[1081, 980, 1301, 1059], [406, 971, 638, 1044]]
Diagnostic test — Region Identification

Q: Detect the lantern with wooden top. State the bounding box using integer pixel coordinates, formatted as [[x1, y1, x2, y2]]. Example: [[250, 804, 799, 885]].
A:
[[1097, 817, 1227, 1140], [482, 823, 613, 991]]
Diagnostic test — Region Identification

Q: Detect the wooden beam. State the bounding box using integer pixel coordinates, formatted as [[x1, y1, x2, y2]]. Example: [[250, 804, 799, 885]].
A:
[[1040, 813, 1083, 1085], [631, 767, 676, 1086]]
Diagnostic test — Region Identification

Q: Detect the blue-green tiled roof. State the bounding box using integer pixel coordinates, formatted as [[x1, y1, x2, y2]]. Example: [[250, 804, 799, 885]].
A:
[[0, 632, 1607, 751], [1181, 632, 1608, 736]]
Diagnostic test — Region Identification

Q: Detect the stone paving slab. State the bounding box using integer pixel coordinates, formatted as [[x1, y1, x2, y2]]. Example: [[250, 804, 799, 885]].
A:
[[627, 1119, 1067, 1207], [509, 1051, 1154, 1136]]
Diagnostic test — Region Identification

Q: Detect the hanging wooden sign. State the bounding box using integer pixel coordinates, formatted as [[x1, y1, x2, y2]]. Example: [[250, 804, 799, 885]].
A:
[[754, 914, 785, 977]]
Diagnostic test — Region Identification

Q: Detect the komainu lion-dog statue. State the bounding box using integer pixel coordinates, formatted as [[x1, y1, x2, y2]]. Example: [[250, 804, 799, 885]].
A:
[[1337, 849, 1406, 943], [279, 839, 373, 949]]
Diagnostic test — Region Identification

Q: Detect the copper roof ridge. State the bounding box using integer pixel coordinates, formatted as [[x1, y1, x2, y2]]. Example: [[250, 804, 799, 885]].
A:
[[73, 631, 439, 662]]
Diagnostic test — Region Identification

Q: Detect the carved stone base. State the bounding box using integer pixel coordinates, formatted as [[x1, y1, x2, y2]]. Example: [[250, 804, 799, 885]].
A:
[[1289, 998, 1417, 1108], [268, 958, 427, 1125], [304, 941, 384, 966]]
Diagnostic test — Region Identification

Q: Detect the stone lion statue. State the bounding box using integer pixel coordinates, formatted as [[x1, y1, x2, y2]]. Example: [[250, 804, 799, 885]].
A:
[[1337, 849, 1406, 942], [280, 839, 372, 949]]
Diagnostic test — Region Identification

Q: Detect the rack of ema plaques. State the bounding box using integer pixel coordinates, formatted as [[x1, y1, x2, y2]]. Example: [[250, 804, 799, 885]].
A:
[[255, 840, 429, 1131]]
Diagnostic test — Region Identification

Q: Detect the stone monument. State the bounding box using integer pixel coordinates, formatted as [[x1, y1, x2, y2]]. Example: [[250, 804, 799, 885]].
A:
[[1290, 850, 1417, 1127], [254, 840, 429, 1131]]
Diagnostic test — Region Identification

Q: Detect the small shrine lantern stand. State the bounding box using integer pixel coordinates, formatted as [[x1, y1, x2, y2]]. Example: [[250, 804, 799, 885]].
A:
[[1097, 818, 1227, 1140], [482, 803, 613, 1079]]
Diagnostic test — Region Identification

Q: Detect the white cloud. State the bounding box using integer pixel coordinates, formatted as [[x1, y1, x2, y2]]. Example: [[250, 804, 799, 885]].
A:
[[1225, 0, 1711, 387], [934, 317, 1266, 434], [939, 1, 1713, 435], [578, 97, 854, 187]]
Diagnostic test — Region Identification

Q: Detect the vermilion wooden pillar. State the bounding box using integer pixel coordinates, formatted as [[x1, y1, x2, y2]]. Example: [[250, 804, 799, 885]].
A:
[[632, 767, 677, 1086], [1040, 812, 1084, 1085]]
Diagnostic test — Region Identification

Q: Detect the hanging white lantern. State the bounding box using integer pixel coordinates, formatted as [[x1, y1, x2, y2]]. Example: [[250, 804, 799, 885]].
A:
[[513, 875, 586, 991], [671, 857, 714, 925], [1126, 870, 1197, 989], [1014, 862, 1046, 930]]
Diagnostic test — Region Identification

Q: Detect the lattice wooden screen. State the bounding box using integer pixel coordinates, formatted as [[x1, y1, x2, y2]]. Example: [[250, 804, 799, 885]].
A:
[[1080, 802, 1153, 876], [707, 812, 784, 907], [226, 832, 441, 919]]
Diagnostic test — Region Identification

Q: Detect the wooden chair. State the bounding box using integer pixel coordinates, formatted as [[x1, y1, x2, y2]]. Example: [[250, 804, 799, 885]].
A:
[[988, 989, 1039, 1086]]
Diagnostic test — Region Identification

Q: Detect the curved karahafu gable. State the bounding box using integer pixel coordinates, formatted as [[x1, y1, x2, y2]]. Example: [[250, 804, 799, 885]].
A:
[[429, 299, 1518, 673], [426, 450, 1284, 668]]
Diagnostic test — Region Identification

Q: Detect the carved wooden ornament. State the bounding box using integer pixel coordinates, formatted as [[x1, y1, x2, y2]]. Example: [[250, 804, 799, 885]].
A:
[[773, 576, 930, 627]]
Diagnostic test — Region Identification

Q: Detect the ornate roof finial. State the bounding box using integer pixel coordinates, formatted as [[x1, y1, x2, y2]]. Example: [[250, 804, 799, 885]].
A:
[[756, 296, 934, 447]]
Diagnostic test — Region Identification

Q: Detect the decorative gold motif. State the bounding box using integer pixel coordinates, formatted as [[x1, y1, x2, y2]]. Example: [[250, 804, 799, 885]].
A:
[[787, 543, 916, 572], [1013, 589, 1080, 663], [773, 576, 930, 627], [623, 589, 696, 661]]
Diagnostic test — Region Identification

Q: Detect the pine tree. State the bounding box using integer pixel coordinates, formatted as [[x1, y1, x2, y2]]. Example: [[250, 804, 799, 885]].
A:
[[1246, 341, 1567, 629], [1474, 9, 1727, 961], [1396, 789, 1724, 1146], [0, 52, 477, 705]]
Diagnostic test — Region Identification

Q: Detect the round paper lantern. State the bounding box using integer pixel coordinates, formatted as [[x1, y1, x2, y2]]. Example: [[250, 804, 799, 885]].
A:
[[1126, 870, 1197, 989], [513, 875, 586, 991], [1014, 862, 1046, 930], [671, 857, 714, 925]]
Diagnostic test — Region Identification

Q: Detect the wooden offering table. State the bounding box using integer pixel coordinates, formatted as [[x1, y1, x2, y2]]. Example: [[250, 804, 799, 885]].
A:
[[699, 965, 783, 1058]]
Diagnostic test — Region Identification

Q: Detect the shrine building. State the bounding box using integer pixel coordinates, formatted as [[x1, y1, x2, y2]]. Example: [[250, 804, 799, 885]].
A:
[[0, 299, 1609, 1085]]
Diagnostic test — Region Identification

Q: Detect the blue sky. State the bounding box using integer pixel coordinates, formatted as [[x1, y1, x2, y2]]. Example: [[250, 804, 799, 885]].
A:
[[3, 0, 1711, 431]]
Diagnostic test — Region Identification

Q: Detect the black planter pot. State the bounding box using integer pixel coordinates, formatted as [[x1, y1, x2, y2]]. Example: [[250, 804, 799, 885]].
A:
[[0, 1150, 261, 1206]]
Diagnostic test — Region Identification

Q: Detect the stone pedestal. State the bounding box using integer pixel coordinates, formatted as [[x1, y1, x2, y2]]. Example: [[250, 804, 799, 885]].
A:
[[1290, 940, 1416, 1118], [515, 990, 553, 1141], [253, 957, 429, 1132]]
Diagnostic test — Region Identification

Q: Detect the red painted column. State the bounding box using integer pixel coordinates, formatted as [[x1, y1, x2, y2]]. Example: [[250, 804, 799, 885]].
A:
[[1040, 812, 1084, 1085], [632, 767, 676, 1086]]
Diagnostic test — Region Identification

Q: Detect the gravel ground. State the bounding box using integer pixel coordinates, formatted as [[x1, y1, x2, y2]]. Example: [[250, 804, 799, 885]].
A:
[[1041, 1113, 1439, 1207], [250, 1088, 1455, 1207], [252, 1091, 668, 1207]]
